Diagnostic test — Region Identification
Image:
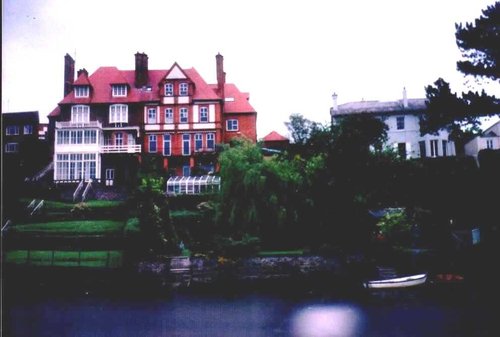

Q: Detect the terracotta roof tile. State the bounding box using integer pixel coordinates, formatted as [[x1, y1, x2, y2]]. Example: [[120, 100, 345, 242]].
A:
[[263, 131, 289, 142]]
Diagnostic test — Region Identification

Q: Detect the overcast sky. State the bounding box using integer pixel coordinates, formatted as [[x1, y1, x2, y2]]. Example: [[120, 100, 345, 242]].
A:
[[2, 0, 499, 138]]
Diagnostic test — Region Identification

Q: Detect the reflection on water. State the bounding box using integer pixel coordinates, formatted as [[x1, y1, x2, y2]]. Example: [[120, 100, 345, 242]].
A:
[[4, 286, 497, 337], [291, 304, 364, 337]]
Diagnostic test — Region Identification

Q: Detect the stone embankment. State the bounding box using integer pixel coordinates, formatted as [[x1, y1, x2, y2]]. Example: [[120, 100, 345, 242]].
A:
[[137, 255, 351, 288]]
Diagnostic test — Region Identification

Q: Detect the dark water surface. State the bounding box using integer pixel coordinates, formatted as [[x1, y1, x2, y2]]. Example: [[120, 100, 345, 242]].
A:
[[4, 282, 498, 337]]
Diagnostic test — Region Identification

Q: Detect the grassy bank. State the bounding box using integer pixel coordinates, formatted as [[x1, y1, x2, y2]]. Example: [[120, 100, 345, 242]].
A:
[[9, 220, 125, 237], [4, 250, 123, 268]]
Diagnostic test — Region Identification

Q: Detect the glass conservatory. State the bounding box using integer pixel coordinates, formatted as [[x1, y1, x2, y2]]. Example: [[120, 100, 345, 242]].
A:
[[166, 175, 221, 195]]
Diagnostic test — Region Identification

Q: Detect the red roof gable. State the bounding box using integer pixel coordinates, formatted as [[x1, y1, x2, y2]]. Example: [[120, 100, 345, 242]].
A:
[[263, 131, 289, 142], [223, 83, 256, 114], [73, 72, 90, 85]]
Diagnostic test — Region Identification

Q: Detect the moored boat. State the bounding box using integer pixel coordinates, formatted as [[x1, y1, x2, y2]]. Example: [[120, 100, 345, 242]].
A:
[[363, 273, 427, 289]]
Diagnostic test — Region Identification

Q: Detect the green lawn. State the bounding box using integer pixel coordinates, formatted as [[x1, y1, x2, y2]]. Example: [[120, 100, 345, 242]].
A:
[[257, 249, 304, 256], [22, 199, 125, 211], [4, 250, 123, 268], [10, 220, 125, 236]]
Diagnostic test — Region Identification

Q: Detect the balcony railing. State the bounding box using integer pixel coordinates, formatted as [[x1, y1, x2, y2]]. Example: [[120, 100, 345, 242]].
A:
[[56, 121, 102, 129], [101, 144, 141, 154]]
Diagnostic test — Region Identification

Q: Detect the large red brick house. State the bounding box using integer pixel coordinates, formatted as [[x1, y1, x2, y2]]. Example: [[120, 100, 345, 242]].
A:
[[48, 53, 257, 187]]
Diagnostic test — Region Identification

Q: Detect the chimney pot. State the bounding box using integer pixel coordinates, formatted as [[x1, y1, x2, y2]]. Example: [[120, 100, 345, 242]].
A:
[[403, 87, 408, 108], [332, 92, 338, 112]]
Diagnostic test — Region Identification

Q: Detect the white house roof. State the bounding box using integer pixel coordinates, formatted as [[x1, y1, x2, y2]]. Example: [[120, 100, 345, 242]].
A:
[[335, 98, 427, 115]]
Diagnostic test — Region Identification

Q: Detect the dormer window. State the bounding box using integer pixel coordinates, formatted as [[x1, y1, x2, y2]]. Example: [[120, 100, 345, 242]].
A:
[[165, 83, 174, 96], [112, 84, 127, 97], [179, 83, 188, 96], [74, 86, 89, 98]]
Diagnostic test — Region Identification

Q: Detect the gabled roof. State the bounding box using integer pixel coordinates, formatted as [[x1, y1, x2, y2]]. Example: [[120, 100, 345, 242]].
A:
[[58, 65, 223, 105], [483, 120, 500, 136], [222, 83, 256, 114], [263, 131, 289, 142], [335, 98, 426, 115]]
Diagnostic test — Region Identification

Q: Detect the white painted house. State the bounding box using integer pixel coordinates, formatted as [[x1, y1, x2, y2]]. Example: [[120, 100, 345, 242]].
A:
[[330, 89, 456, 159], [464, 120, 500, 159]]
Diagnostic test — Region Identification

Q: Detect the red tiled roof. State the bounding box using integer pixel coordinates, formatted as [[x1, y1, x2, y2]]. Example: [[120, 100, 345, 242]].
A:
[[263, 131, 289, 142], [59, 65, 223, 105], [48, 106, 61, 117], [223, 83, 256, 114]]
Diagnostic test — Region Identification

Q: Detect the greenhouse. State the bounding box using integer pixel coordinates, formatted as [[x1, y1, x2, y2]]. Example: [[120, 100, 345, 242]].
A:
[[166, 175, 221, 195]]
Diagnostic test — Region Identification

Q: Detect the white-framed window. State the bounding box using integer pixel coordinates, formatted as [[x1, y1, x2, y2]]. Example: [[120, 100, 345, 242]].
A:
[[195, 133, 203, 151], [23, 125, 33, 135], [430, 140, 439, 157], [147, 108, 157, 124], [165, 83, 174, 96], [200, 107, 208, 122], [180, 107, 188, 123], [71, 105, 90, 123], [84, 130, 97, 144], [6, 126, 20, 135], [57, 130, 70, 144], [179, 83, 188, 96], [112, 84, 127, 97], [115, 133, 123, 146], [70, 130, 83, 144], [207, 133, 215, 150], [163, 134, 171, 156], [442, 140, 448, 156], [149, 135, 157, 153], [486, 139, 494, 149], [165, 108, 174, 123], [396, 116, 405, 130], [74, 86, 89, 98], [5, 143, 18, 153], [55, 153, 97, 181], [105, 168, 115, 186], [109, 104, 128, 124], [182, 134, 190, 155], [226, 119, 238, 131]]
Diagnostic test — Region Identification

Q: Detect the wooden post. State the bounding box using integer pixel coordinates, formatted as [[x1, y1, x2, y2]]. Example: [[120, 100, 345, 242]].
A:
[[78, 251, 82, 266], [26, 250, 31, 265], [52, 250, 55, 266]]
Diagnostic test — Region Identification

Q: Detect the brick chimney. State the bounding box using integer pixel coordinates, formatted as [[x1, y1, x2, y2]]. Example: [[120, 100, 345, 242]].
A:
[[77, 68, 88, 78], [135, 52, 149, 88], [64, 53, 75, 97], [216, 53, 225, 98]]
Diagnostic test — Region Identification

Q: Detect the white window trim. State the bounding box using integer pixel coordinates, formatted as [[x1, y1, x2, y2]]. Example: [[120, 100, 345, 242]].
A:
[[74, 86, 89, 98], [226, 119, 239, 131], [71, 105, 90, 123], [182, 134, 191, 156], [109, 104, 128, 123], [24, 125, 33, 135], [179, 82, 188, 96], [165, 83, 174, 96], [165, 108, 174, 123], [6, 126, 20, 135], [180, 107, 189, 123], [163, 134, 171, 156], [5, 142, 18, 153], [112, 84, 127, 97], [200, 107, 209, 122], [149, 134, 157, 153]]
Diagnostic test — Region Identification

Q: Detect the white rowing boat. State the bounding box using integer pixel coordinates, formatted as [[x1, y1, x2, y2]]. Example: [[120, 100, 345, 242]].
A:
[[363, 273, 427, 289]]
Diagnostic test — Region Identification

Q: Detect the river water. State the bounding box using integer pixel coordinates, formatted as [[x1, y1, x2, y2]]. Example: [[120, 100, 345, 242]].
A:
[[4, 280, 497, 337]]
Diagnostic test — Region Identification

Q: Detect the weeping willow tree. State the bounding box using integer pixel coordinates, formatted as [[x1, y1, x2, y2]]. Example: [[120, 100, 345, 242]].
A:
[[215, 138, 304, 247]]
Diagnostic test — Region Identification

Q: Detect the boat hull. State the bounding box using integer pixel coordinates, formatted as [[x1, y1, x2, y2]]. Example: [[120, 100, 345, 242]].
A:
[[363, 273, 427, 289]]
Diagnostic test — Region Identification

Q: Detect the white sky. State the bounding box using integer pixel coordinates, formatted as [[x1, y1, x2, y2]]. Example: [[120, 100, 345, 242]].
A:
[[2, 0, 499, 138]]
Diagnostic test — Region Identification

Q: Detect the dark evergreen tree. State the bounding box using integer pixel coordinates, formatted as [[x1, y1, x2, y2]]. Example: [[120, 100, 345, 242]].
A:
[[422, 2, 500, 136]]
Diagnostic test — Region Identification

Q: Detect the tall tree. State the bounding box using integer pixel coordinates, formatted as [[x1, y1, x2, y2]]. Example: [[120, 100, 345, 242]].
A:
[[422, 2, 500, 135], [455, 1, 500, 79]]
